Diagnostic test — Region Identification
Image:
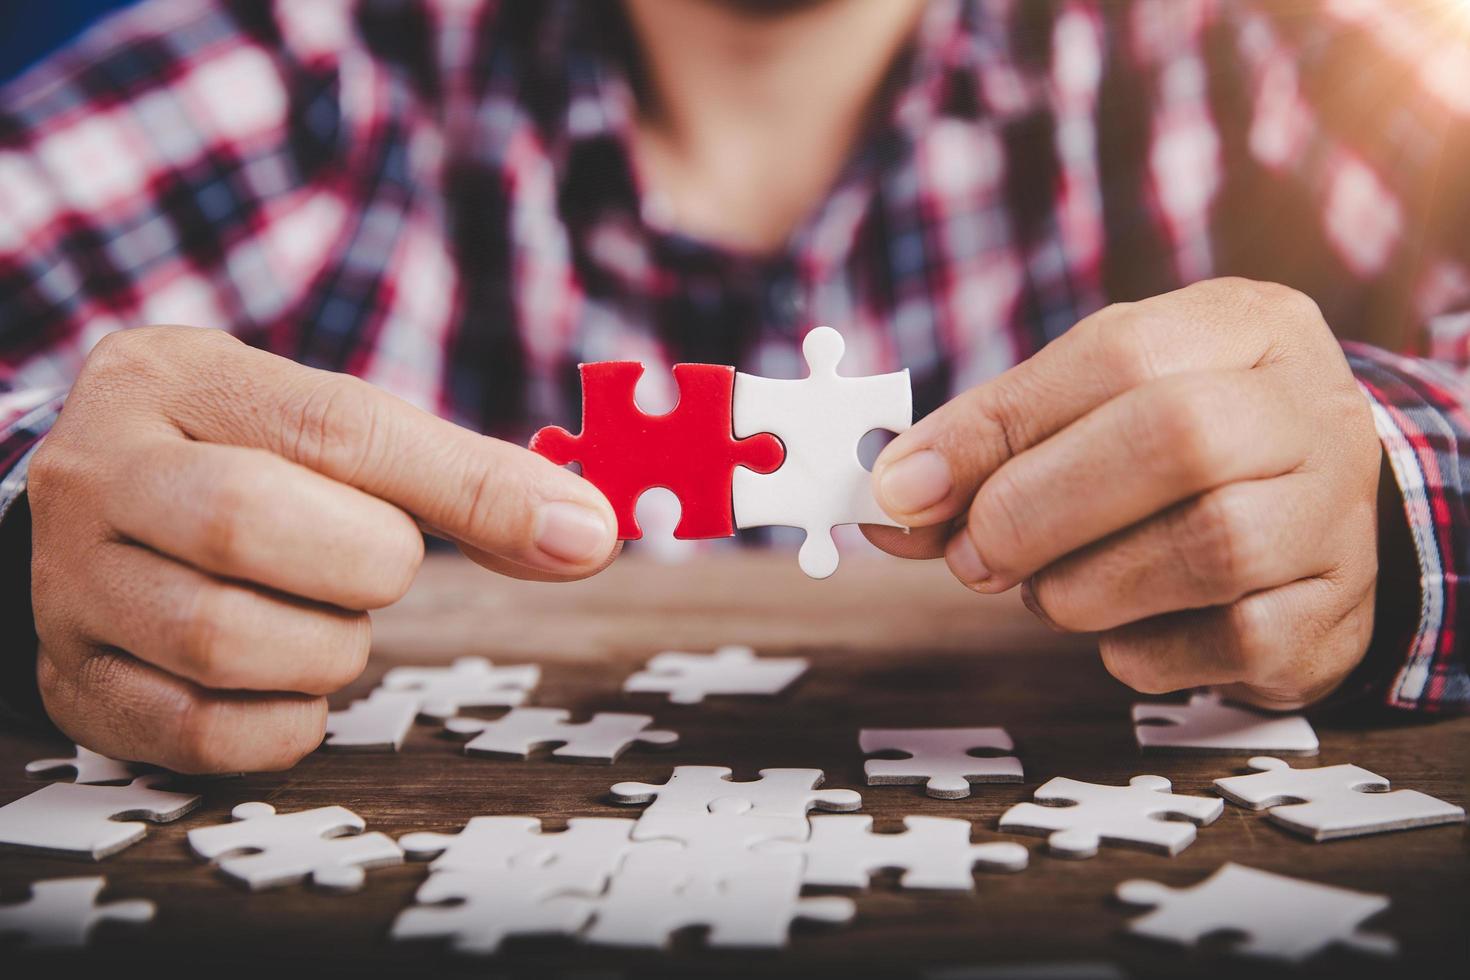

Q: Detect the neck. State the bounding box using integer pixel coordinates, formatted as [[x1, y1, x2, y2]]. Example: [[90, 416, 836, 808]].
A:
[[623, 0, 927, 253]]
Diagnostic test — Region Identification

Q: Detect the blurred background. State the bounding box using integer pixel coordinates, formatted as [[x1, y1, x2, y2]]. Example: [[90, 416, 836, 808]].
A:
[[0, 2, 136, 85]]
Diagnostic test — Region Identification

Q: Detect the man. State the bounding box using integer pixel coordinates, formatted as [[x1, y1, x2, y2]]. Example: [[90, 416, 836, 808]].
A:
[[0, 0, 1465, 773]]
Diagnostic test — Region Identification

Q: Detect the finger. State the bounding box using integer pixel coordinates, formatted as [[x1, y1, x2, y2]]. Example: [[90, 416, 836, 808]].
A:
[[137, 328, 617, 575], [106, 439, 423, 609], [1095, 575, 1375, 705], [36, 641, 326, 774], [958, 368, 1308, 588], [454, 538, 625, 582], [75, 541, 372, 695], [860, 522, 952, 560], [872, 280, 1288, 527], [1028, 474, 1349, 632]]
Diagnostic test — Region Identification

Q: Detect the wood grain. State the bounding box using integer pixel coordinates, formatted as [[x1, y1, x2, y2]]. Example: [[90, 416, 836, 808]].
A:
[[2, 553, 1466, 978]]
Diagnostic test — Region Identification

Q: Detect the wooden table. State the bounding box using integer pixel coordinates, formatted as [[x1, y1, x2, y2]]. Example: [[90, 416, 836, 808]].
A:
[[2, 553, 1466, 978]]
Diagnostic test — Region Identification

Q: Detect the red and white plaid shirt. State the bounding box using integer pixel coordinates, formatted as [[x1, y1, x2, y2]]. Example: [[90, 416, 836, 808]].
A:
[[1, 0, 1467, 713]]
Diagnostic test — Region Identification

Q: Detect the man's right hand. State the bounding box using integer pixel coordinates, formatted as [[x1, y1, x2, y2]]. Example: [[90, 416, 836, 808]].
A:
[[27, 327, 618, 774]]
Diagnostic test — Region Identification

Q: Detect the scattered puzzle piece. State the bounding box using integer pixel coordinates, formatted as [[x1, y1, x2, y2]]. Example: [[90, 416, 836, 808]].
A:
[[323, 690, 420, 752], [623, 646, 808, 704], [1131, 691, 1319, 755], [531, 361, 784, 539], [391, 865, 600, 954], [611, 766, 861, 842], [1116, 863, 1397, 962], [999, 775, 1222, 858], [0, 877, 153, 948], [401, 816, 673, 881], [187, 802, 403, 892], [1213, 756, 1466, 841], [379, 656, 540, 720], [443, 707, 678, 763], [860, 727, 1023, 799], [25, 746, 142, 784], [762, 815, 1028, 889], [732, 326, 912, 578], [0, 776, 200, 860]]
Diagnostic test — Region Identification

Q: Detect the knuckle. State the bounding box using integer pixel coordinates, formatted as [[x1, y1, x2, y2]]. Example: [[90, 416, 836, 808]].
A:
[[168, 696, 233, 774], [310, 613, 373, 693], [360, 518, 424, 608], [1140, 383, 1227, 486], [284, 375, 380, 479], [173, 586, 236, 686], [1176, 491, 1259, 599], [1094, 308, 1163, 388], [195, 476, 256, 571]]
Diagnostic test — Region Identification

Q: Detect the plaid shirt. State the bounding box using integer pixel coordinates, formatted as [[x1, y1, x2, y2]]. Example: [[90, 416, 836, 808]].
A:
[[0, 0, 1467, 713]]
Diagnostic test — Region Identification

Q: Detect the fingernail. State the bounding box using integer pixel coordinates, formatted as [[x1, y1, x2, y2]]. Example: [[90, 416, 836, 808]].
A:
[[878, 450, 952, 514], [946, 532, 990, 585], [534, 501, 612, 564]]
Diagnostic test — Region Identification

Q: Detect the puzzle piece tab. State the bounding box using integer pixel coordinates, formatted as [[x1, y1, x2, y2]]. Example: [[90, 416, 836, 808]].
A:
[[611, 766, 862, 842], [187, 802, 403, 891], [0, 776, 200, 860], [379, 656, 539, 720], [623, 646, 808, 704], [531, 361, 784, 539], [443, 708, 678, 763], [0, 877, 153, 948], [25, 746, 142, 785], [763, 815, 1028, 889], [1132, 691, 1319, 755], [861, 727, 1023, 799], [999, 775, 1222, 858], [1213, 756, 1466, 841]]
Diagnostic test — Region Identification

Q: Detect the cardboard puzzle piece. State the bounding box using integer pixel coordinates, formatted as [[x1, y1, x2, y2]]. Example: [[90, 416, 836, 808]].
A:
[[25, 746, 143, 785], [443, 707, 678, 763], [611, 766, 862, 842], [1132, 691, 1319, 755], [860, 727, 1023, 799], [391, 865, 600, 955], [1213, 756, 1466, 841], [531, 361, 784, 539], [187, 802, 403, 892], [323, 690, 420, 752], [762, 815, 1028, 890], [1116, 862, 1397, 962], [999, 775, 1222, 858], [0, 776, 201, 860], [623, 646, 808, 704], [732, 326, 912, 578], [582, 847, 855, 949], [0, 877, 153, 948], [379, 656, 540, 720], [400, 816, 673, 881]]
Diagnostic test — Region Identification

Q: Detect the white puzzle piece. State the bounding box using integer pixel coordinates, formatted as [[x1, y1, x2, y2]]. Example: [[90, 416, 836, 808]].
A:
[[999, 775, 1222, 858], [732, 326, 912, 578], [187, 802, 403, 892], [391, 865, 600, 955], [0, 877, 153, 948], [380, 656, 540, 719], [0, 776, 200, 860], [25, 746, 142, 784], [443, 707, 678, 763], [1213, 756, 1466, 841], [401, 816, 673, 881], [1132, 691, 1319, 755], [762, 815, 1028, 889], [611, 766, 861, 842], [323, 690, 420, 752], [622, 646, 808, 704], [860, 727, 1023, 799], [1116, 862, 1397, 962], [582, 847, 855, 949], [925, 963, 1128, 979]]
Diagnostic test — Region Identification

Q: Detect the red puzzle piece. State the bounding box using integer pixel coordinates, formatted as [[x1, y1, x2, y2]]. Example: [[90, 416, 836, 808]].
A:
[[530, 362, 784, 540]]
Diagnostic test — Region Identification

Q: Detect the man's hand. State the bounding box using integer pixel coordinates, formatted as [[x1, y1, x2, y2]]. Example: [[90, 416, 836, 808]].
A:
[[28, 327, 618, 773], [867, 279, 1383, 709]]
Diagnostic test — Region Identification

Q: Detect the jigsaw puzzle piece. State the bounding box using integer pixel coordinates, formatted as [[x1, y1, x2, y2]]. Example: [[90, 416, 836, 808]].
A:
[[531, 361, 784, 540], [999, 775, 1222, 858], [860, 727, 1023, 799], [187, 802, 403, 892], [622, 646, 808, 704], [323, 690, 419, 752], [0, 776, 201, 860], [1213, 756, 1466, 841], [400, 815, 672, 883], [1117, 863, 1397, 962], [391, 865, 600, 954], [732, 326, 911, 578], [25, 746, 142, 785], [0, 877, 154, 948], [443, 707, 678, 763], [763, 815, 1028, 890], [1132, 691, 1319, 755], [379, 656, 540, 720], [611, 766, 861, 842]]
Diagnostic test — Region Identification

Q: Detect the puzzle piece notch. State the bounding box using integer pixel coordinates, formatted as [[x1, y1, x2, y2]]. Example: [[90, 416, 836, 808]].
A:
[[531, 361, 785, 540], [323, 690, 420, 752], [25, 746, 143, 785], [0, 877, 154, 948], [0, 776, 201, 860], [379, 656, 540, 720], [391, 866, 600, 955], [1132, 691, 1319, 755], [187, 801, 403, 892], [623, 646, 809, 704], [444, 707, 678, 763], [400, 815, 674, 883], [1213, 756, 1466, 841], [761, 815, 1028, 890], [860, 727, 1023, 799], [732, 326, 912, 578], [1116, 862, 1397, 962], [999, 774, 1222, 858], [611, 766, 862, 843]]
